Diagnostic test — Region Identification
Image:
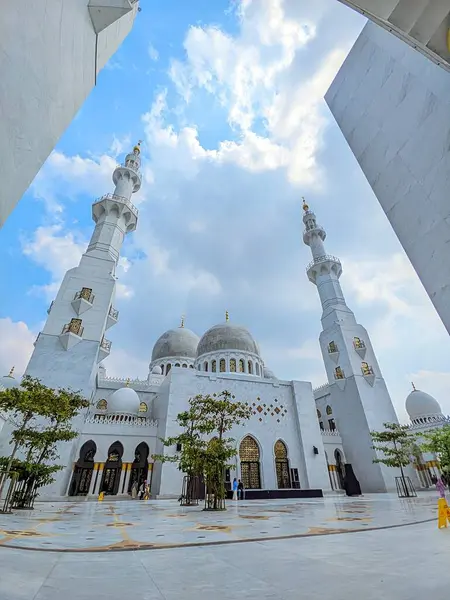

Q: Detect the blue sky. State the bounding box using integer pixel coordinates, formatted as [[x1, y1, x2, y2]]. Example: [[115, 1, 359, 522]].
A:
[[1, 0, 450, 421]]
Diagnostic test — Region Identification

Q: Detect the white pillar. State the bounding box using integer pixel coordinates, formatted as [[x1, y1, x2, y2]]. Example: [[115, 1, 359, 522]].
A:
[[94, 464, 104, 495], [118, 463, 127, 495], [88, 464, 99, 495]]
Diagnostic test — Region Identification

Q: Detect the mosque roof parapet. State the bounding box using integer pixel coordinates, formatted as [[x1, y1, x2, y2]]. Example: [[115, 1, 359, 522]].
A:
[[408, 414, 450, 430], [97, 375, 163, 391], [85, 413, 158, 428], [321, 429, 341, 437]]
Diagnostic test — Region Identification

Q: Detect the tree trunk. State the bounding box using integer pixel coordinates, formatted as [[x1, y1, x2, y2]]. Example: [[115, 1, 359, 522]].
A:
[[0, 414, 32, 499]]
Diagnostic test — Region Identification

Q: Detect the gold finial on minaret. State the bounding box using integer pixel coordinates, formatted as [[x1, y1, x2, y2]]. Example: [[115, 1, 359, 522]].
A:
[[411, 381, 416, 391], [180, 315, 185, 328], [125, 378, 131, 387], [7, 366, 14, 378], [133, 140, 142, 155], [302, 196, 309, 212], [225, 310, 229, 322]]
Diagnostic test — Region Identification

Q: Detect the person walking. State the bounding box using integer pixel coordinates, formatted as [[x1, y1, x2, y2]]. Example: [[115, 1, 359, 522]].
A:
[[436, 477, 446, 499], [139, 480, 145, 500], [232, 477, 238, 500], [131, 480, 138, 500], [238, 479, 244, 500], [143, 481, 150, 500]]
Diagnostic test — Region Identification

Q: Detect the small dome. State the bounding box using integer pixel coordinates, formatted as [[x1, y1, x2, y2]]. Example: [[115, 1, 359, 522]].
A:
[[151, 327, 199, 362], [197, 322, 260, 357], [406, 388, 443, 420], [263, 367, 277, 379], [152, 365, 162, 375], [108, 387, 140, 414]]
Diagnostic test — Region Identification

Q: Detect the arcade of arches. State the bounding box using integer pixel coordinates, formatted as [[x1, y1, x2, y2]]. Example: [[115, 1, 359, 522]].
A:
[[68, 440, 152, 497]]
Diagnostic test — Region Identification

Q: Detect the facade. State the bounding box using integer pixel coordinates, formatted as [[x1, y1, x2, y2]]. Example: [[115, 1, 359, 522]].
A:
[[325, 21, 450, 337], [0, 141, 445, 500], [0, 0, 139, 228], [336, 1, 450, 70]]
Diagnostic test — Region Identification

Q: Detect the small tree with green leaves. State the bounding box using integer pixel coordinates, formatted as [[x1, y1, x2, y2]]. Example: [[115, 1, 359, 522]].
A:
[[371, 422, 418, 496], [0, 376, 89, 501], [421, 424, 450, 477], [153, 390, 252, 510]]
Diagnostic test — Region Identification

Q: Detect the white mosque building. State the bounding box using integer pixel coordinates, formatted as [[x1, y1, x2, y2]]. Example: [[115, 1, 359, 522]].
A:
[[0, 143, 448, 500]]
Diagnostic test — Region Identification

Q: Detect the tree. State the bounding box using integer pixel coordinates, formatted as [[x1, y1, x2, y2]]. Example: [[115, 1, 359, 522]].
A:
[[371, 422, 418, 496], [153, 390, 252, 510], [0, 376, 89, 500], [421, 425, 450, 476]]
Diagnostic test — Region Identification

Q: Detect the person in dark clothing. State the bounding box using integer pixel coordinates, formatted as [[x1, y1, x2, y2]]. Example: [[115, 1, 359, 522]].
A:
[[238, 479, 244, 500], [343, 464, 362, 496]]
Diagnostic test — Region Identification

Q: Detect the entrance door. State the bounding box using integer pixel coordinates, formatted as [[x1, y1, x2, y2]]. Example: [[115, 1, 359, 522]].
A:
[[69, 440, 96, 497], [240, 436, 262, 489], [274, 440, 291, 488]]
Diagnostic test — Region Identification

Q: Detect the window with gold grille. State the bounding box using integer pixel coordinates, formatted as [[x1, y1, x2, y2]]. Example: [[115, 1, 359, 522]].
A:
[[212, 360, 217, 372], [230, 358, 236, 372], [239, 359, 244, 372], [96, 399, 107, 410], [274, 440, 290, 488], [139, 402, 148, 413], [326, 405, 332, 415], [240, 436, 261, 489], [220, 359, 226, 372]]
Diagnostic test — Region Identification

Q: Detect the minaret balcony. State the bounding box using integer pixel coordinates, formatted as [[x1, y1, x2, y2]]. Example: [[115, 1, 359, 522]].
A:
[[98, 337, 112, 362], [59, 319, 84, 351], [92, 193, 139, 228], [361, 362, 375, 386], [106, 306, 119, 330], [306, 254, 342, 283], [71, 288, 95, 316], [353, 337, 367, 358]]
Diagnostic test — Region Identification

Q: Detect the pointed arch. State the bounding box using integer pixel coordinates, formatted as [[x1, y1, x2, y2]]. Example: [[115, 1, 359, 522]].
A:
[[68, 440, 97, 497], [326, 405, 332, 415], [128, 442, 149, 493], [100, 441, 124, 496], [239, 359, 245, 372], [274, 440, 291, 488], [239, 435, 261, 489]]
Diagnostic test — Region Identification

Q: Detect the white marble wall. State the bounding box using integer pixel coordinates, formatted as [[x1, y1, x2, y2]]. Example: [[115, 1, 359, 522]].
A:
[[326, 21, 450, 335], [0, 0, 136, 227], [156, 367, 331, 497]]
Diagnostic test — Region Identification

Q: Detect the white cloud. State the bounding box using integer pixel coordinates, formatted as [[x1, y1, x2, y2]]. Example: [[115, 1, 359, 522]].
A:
[[148, 43, 159, 62], [0, 318, 35, 377]]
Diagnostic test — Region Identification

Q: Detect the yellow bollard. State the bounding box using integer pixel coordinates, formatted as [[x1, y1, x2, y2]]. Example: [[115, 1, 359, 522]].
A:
[[98, 491, 104, 502], [437, 498, 448, 529]]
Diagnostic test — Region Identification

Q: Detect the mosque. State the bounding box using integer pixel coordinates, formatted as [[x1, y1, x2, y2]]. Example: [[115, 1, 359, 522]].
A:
[[0, 143, 448, 500]]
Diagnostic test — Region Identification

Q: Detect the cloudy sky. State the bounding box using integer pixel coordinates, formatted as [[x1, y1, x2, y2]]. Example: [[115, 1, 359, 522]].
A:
[[1, 0, 450, 422]]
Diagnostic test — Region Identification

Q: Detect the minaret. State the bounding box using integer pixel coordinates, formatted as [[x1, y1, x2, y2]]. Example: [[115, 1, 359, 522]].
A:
[[302, 199, 400, 493], [23, 142, 141, 496]]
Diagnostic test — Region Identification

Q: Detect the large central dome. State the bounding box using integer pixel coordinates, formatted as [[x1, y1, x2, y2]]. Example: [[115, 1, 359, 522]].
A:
[[197, 322, 260, 357], [151, 327, 199, 362]]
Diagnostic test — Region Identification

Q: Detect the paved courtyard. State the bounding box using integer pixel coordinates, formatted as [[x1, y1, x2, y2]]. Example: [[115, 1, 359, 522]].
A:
[[0, 493, 449, 599]]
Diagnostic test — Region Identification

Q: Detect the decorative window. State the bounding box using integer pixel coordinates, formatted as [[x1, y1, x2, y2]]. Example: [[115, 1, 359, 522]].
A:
[[182, 364, 187, 368], [230, 359, 236, 372], [166, 364, 172, 374], [63, 318, 83, 336], [239, 359, 245, 372], [255, 363, 260, 376], [175, 363, 180, 367], [248, 361, 253, 374], [80, 287, 93, 302], [326, 405, 332, 415], [353, 337, 365, 350], [361, 362, 374, 376], [212, 360, 217, 372], [334, 366, 344, 380], [204, 361, 208, 372], [139, 402, 148, 413], [96, 399, 107, 410], [220, 359, 226, 372], [328, 341, 338, 353], [317, 409, 321, 419], [274, 440, 288, 460]]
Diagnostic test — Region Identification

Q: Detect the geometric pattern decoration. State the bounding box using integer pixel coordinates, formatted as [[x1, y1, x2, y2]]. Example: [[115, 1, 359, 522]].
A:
[[245, 397, 288, 423]]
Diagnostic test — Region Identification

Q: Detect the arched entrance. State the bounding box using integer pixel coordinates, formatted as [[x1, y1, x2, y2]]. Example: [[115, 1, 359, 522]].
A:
[[69, 440, 96, 496], [335, 449, 345, 489], [128, 442, 149, 493], [274, 440, 291, 488], [240, 435, 261, 489], [100, 441, 123, 495]]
